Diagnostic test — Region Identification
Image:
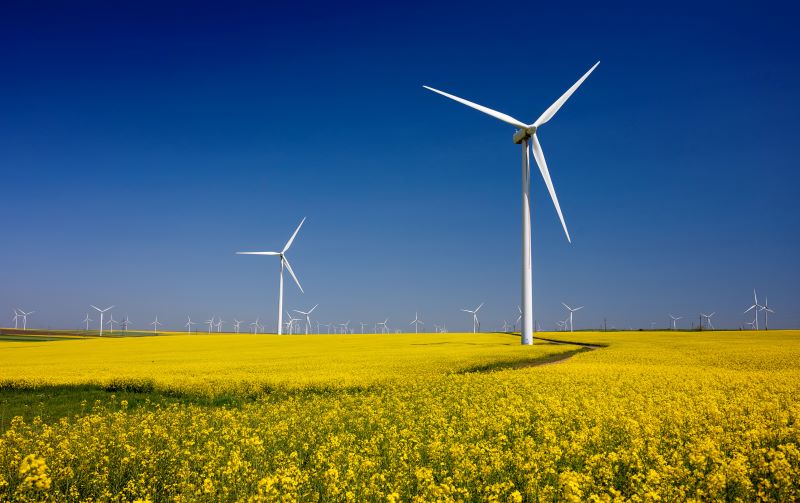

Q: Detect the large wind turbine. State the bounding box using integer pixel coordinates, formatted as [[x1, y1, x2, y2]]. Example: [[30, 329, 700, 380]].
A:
[[91, 305, 113, 336], [293, 304, 318, 335], [237, 218, 306, 335], [561, 302, 584, 332], [424, 62, 599, 345], [461, 303, 484, 333]]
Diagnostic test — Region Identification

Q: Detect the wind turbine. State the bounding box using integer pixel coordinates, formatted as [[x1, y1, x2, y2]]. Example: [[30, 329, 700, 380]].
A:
[[359, 322, 368, 333], [286, 312, 301, 335], [250, 318, 261, 334], [700, 312, 715, 330], [150, 317, 163, 334], [515, 306, 522, 332], [90, 305, 114, 336], [502, 320, 511, 332], [376, 318, 389, 334], [293, 304, 318, 335], [216, 318, 225, 333], [12, 309, 21, 329], [744, 319, 756, 330], [461, 303, 483, 333], [340, 321, 351, 334], [424, 62, 599, 345], [82, 313, 92, 331], [121, 315, 132, 334], [762, 298, 774, 330], [16, 309, 33, 331], [233, 319, 242, 333], [204, 317, 215, 334], [106, 313, 118, 335], [237, 218, 306, 335], [561, 303, 584, 332], [744, 289, 763, 330], [185, 316, 197, 334], [668, 314, 682, 330], [410, 312, 424, 333]]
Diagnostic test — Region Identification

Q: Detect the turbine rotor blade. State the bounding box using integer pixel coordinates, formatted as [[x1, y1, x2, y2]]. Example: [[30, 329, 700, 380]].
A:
[[283, 257, 304, 293], [533, 61, 600, 128], [236, 251, 280, 255], [422, 86, 527, 129], [283, 217, 306, 253], [531, 134, 570, 242]]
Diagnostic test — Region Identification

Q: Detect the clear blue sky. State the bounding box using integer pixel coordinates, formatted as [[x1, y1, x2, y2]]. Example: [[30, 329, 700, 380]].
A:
[[2, 0, 798, 332]]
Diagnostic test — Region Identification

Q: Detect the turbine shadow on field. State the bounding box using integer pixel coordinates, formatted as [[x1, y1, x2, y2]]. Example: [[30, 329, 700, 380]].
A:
[[457, 347, 595, 374]]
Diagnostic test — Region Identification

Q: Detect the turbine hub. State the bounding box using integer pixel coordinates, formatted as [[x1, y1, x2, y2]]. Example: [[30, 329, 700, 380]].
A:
[[512, 126, 536, 144]]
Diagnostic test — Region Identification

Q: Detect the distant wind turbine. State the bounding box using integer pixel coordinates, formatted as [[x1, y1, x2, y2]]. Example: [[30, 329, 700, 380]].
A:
[[82, 313, 92, 331], [90, 305, 114, 336], [237, 217, 306, 335], [204, 317, 215, 334], [250, 318, 261, 334], [700, 312, 715, 330], [106, 313, 118, 335], [293, 304, 318, 335], [359, 322, 368, 334], [233, 319, 242, 333], [185, 316, 197, 334], [744, 289, 763, 330], [762, 298, 774, 330], [151, 317, 163, 334], [410, 312, 424, 333], [561, 303, 584, 332], [669, 314, 682, 330], [216, 318, 225, 333], [424, 62, 600, 345], [376, 318, 389, 334], [121, 315, 132, 334], [461, 303, 483, 333], [16, 309, 34, 331]]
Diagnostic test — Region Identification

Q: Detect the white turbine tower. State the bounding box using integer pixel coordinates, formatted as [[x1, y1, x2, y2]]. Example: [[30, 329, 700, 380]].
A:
[[12, 309, 22, 329], [461, 303, 483, 333], [121, 315, 132, 334], [744, 290, 764, 330], [250, 318, 261, 334], [700, 312, 715, 330], [216, 318, 225, 333], [376, 318, 389, 334], [359, 322, 368, 334], [286, 312, 301, 335], [237, 218, 306, 336], [293, 304, 318, 335], [561, 303, 584, 332], [185, 316, 197, 334], [82, 313, 92, 331], [669, 314, 682, 330], [762, 298, 774, 331], [410, 312, 424, 333], [205, 317, 215, 334], [16, 309, 33, 331], [106, 313, 118, 335], [90, 305, 114, 337], [340, 321, 351, 334], [424, 62, 599, 345], [233, 319, 242, 333], [151, 317, 163, 334]]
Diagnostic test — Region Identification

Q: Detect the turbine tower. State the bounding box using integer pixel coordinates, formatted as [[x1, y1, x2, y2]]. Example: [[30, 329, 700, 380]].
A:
[[90, 305, 114, 337], [205, 317, 215, 334], [461, 303, 484, 333], [106, 314, 118, 335], [376, 318, 389, 334], [669, 314, 682, 330], [410, 312, 424, 333], [121, 315, 132, 334], [151, 316, 163, 334], [561, 303, 584, 332], [16, 309, 33, 331], [237, 218, 306, 336], [293, 304, 318, 335], [185, 316, 197, 334], [12, 309, 21, 329], [424, 62, 599, 345], [700, 312, 716, 330], [233, 319, 242, 333], [82, 313, 92, 331], [744, 289, 763, 330], [762, 298, 774, 330]]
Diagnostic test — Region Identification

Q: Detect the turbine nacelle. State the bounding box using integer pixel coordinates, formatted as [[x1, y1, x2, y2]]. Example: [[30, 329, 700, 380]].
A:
[[512, 126, 537, 145]]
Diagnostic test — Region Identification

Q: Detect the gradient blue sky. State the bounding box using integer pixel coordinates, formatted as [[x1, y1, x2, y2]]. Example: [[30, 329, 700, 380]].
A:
[[2, 0, 798, 332]]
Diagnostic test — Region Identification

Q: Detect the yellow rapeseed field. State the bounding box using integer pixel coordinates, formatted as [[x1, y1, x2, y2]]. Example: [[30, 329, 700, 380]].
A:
[[1, 330, 799, 501]]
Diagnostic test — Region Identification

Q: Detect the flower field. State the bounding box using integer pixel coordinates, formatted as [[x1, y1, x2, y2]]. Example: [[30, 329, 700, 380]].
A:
[[1, 330, 799, 501]]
